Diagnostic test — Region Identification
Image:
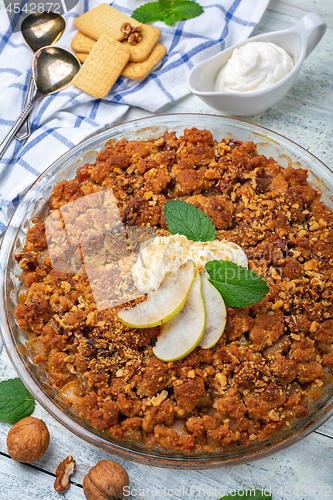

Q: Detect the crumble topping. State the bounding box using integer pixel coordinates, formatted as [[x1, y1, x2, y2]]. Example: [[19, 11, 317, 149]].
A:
[[14, 127, 333, 452]]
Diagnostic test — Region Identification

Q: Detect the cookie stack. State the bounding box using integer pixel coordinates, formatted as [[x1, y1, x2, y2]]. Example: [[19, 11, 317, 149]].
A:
[[71, 3, 167, 98]]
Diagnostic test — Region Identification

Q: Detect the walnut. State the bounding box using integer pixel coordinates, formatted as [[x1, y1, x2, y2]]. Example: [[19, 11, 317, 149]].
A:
[[54, 455, 75, 492], [120, 22, 142, 45], [120, 22, 132, 37], [83, 460, 129, 500], [14, 252, 38, 270], [127, 30, 142, 45], [7, 416, 50, 463]]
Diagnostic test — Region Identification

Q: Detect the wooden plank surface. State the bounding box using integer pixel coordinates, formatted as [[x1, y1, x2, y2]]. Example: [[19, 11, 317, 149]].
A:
[[1, 0, 333, 498]]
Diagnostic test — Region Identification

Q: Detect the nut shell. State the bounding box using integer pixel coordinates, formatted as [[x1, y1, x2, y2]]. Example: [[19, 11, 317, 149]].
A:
[[83, 460, 129, 500], [7, 416, 50, 463]]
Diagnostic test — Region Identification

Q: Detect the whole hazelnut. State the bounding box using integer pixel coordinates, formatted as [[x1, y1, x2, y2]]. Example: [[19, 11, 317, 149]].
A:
[[83, 460, 129, 500], [7, 416, 50, 463]]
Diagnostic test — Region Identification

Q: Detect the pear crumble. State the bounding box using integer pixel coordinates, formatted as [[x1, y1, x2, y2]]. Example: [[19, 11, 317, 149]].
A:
[[14, 127, 333, 452]]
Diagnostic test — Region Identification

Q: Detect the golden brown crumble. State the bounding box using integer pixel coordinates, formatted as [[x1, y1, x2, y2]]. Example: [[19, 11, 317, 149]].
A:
[[14, 128, 333, 453]]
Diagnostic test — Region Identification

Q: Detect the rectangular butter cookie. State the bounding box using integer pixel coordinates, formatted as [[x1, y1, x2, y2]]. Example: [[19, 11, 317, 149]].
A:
[[72, 37, 130, 99], [75, 52, 89, 63], [122, 25, 161, 63], [122, 43, 166, 80], [72, 24, 161, 63], [76, 43, 166, 79], [74, 3, 141, 41], [71, 32, 96, 53]]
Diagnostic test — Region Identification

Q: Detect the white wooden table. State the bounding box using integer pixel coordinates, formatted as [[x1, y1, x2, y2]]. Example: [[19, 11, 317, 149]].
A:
[[1, 0, 333, 498]]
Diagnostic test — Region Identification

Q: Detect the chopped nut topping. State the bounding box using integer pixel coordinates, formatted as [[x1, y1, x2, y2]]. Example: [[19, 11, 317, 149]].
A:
[[215, 372, 227, 388], [60, 281, 71, 293], [310, 321, 320, 333], [14, 252, 38, 270], [268, 409, 280, 422], [272, 299, 283, 310], [63, 354, 75, 363], [303, 259, 318, 271], [309, 221, 320, 231], [151, 390, 168, 407]]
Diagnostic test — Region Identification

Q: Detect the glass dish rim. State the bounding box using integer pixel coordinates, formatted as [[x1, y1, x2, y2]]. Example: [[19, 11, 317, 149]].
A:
[[1, 112, 333, 469]]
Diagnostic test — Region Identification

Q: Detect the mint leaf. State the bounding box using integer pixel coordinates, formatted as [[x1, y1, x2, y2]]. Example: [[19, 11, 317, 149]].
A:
[[132, 2, 164, 23], [0, 378, 35, 423], [164, 200, 216, 242], [205, 261, 270, 307], [167, 0, 204, 21], [159, 0, 171, 9], [219, 490, 272, 500], [164, 12, 176, 25], [133, 0, 203, 25]]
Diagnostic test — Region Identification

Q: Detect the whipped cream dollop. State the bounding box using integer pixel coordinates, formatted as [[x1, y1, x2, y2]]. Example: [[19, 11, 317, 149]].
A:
[[215, 41, 294, 93], [132, 234, 248, 294]]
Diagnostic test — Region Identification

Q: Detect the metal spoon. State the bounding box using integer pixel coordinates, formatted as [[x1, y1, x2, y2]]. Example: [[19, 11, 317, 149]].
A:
[[0, 46, 80, 160], [15, 12, 66, 141]]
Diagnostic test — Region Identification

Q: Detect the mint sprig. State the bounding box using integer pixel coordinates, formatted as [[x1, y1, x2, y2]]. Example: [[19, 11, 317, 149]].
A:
[[205, 261, 270, 308], [0, 378, 35, 423], [164, 199, 216, 242], [219, 490, 272, 500], [133, 1, 163, 23], [133, 0, 204, 26]]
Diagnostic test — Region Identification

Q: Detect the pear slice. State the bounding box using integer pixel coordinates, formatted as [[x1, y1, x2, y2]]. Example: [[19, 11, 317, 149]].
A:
[[118, 260, 195, 328], [153, 273, 206, 362], [199, 275, 227, 349]]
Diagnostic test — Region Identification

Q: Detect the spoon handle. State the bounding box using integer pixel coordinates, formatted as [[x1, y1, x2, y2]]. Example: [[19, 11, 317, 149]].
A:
[[14, 72, 36, 142], [0, 94, 42, 161]]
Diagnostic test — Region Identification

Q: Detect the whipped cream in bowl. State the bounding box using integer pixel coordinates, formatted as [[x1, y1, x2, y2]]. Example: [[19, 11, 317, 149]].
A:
[[215, 42, 294, 93], [132, 234, 248, 294], [187, 12, 326, 116]]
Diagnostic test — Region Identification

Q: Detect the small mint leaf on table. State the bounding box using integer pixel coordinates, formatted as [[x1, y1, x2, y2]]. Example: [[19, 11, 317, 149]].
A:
[[164, 199, 216, 242], [205, 260, 270, 308], [132, 0, 203, 25], [0, 378, 35, 423], [218, 490, 272, 500]]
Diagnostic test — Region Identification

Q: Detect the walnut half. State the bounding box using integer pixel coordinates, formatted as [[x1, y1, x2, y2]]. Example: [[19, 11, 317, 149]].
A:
[[14, 252, 38, 270], [54, 455, 76, 493], [120, 22, 142, 45]]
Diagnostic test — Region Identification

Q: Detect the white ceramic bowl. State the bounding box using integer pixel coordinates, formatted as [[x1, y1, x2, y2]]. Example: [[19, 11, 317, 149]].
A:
[[187, 12, 327, 116]]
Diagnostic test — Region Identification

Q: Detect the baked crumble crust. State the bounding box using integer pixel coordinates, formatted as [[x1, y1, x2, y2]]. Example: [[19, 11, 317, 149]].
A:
[[14, 128, 333, 452]]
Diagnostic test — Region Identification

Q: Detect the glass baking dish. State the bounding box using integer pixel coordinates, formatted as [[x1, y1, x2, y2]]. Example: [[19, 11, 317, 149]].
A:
[[1, 113, 333, 469]]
